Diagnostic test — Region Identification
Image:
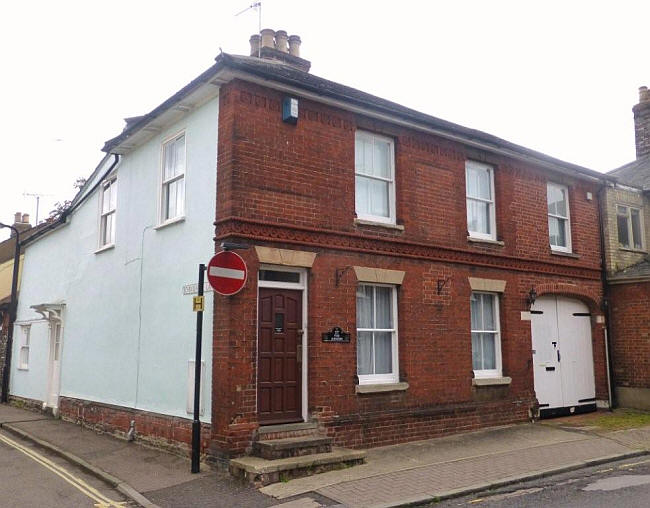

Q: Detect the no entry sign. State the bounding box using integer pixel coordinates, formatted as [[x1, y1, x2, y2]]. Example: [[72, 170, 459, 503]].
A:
[[206, 251, 248, 296]]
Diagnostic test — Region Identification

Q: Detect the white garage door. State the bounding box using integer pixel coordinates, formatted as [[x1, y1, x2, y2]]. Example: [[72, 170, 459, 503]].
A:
[[530, 296, 596, 416]]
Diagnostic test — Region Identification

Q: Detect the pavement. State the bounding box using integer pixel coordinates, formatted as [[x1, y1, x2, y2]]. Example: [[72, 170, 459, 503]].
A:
[[1, 403, 650, 508]]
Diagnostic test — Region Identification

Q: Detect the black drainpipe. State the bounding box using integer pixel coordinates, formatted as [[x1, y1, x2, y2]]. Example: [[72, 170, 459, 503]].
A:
[[597, 184, 616, 410]]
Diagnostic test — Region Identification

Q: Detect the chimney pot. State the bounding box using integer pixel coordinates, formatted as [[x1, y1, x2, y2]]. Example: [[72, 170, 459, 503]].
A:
[[22, 213, 30, 224], [249, 34, 261, 56], [639, 86, 650, 103], [288, 35, 301, 57], [275, 30, 289, 53], [260, 28, 275, 49], [14, 212, 21, 224]]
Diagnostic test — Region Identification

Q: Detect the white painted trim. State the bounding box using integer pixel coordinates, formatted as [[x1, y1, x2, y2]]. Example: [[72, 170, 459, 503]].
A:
[[466, 160, 497, 241], [158, 129, 187, 225], [356, 283, 400, 386], [355, 130, 396, 225], [470, 291, 502, 379], [257, 265, 309, 422], [547, 182, 572, 253]]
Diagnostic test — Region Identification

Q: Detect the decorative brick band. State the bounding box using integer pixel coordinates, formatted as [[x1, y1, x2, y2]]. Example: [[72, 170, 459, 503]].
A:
[[215, 217, 601, 280]]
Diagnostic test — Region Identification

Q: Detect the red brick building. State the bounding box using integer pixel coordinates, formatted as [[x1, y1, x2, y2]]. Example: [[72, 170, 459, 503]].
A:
[[208, 33, 610, 462]]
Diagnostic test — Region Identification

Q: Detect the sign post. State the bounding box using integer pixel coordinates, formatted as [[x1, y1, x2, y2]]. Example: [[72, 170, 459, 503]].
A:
[[191, 263, 205, 474]]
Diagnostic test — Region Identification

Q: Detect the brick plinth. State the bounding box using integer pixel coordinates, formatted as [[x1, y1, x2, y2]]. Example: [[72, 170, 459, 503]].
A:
[[58, 397, 212, 459]]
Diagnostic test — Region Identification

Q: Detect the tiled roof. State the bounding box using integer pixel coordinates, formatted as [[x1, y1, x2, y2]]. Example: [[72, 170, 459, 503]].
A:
[[608, 155, 650, 190]]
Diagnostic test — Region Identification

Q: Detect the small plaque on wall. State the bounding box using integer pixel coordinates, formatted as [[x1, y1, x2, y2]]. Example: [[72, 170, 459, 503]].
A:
[[322, 327, 350, 343]]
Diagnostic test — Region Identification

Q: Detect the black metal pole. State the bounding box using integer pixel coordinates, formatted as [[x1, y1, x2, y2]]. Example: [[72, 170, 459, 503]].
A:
[[191, 263, 205, 473], [1, 224, 20, 404]]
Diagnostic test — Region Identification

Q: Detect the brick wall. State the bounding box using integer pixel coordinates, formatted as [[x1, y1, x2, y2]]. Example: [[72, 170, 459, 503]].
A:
[[211, 79, 607, 456], [602, 186, 650, 274], [610, 282, 650, 389]]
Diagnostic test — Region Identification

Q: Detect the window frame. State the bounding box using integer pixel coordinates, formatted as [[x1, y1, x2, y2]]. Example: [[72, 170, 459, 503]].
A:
[[18, 324, 30, 370], [354, 130, 396, 225], [470, 292, 502, 379], [98, 176, 117, 248], [356, 283, 399, 385], [159, 131, 187, 225], [617, 204, 644, 251], [547, 182, 572, 253], [465, 160, 497, 241]]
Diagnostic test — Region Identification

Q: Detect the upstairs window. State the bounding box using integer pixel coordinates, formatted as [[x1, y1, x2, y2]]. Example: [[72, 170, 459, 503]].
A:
[[355, 131, 395, 224], [470, 292, 501, 378], [161, 133, 186, 222], [356, 284, 398, 384], [617, 205, 643, 250], [466, 161, 496, 240], [99, 178, 117, 247], [547, 183, 571, 252]]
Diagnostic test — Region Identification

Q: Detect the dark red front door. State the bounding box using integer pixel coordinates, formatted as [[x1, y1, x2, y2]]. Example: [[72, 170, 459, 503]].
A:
[[258, 288, 303, 424]]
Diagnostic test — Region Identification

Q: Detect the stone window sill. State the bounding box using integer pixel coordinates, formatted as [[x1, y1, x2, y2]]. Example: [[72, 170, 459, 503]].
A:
[[618, 247, 647, 254], [467, 236, 505, 247], [354, 218, 405, 231], [356, 382, 409, 394], [472, 376, 512, 387], [550, 250, 580, 259]]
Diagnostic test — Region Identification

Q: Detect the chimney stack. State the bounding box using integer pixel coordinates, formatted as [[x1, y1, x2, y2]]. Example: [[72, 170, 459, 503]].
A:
[[633, 85, 650, 159], [11, 211, 32, 235], [249, 30, 310, 72]]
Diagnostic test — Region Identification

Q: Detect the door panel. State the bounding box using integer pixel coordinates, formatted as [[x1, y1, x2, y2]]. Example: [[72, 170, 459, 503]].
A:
[[557, 297, 595, 406], [531, 297, 563, 409], [258, 288, 303, 424], [531, 296, 596, 414]]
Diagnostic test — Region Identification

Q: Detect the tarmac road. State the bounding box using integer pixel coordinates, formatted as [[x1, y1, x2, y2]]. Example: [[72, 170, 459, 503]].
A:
[[434, 456, 650, 508], [0, 429, 133, 508]]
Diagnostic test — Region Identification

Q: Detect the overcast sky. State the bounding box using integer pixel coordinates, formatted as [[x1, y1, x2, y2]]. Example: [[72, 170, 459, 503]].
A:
[[1, 0, 648, 239]]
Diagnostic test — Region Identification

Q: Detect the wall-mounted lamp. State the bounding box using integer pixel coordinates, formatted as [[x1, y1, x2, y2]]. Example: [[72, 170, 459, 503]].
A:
[[526, 286, 538, 308]]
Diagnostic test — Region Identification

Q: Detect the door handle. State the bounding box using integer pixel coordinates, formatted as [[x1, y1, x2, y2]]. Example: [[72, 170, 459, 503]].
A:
[[557, 350, 561, 362]]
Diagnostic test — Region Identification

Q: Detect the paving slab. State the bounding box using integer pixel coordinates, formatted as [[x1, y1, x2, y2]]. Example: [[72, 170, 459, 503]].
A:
[[261, 423, 592, 499], [0, 404, 50, 423], [5, 418, 208, 493], [315, 436, 637, 508]]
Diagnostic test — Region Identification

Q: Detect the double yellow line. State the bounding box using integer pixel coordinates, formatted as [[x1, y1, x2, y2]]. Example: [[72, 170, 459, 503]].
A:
[[0, 432, 126, 507]]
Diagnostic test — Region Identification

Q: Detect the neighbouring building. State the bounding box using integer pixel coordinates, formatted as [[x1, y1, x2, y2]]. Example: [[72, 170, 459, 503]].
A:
[[9, 31, 613, 469], [604, 86, 650, 410], [9, 95, 218, 454], [0, 213, 40, 401]]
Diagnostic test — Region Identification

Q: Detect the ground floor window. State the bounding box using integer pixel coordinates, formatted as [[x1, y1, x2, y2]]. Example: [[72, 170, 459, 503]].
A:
[[470, 292, 502, 378], [18, 324, 30, 369], [356, 284, 398, 384]]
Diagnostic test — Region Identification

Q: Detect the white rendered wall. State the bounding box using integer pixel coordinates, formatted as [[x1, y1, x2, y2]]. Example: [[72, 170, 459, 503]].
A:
[[11, 94, 219, 423]]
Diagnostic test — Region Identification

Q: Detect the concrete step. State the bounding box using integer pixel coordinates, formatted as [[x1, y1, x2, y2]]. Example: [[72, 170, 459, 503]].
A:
[[256, 422, 320, 441], [230, 447, 367, 487], [254, 435, 333, 460]]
